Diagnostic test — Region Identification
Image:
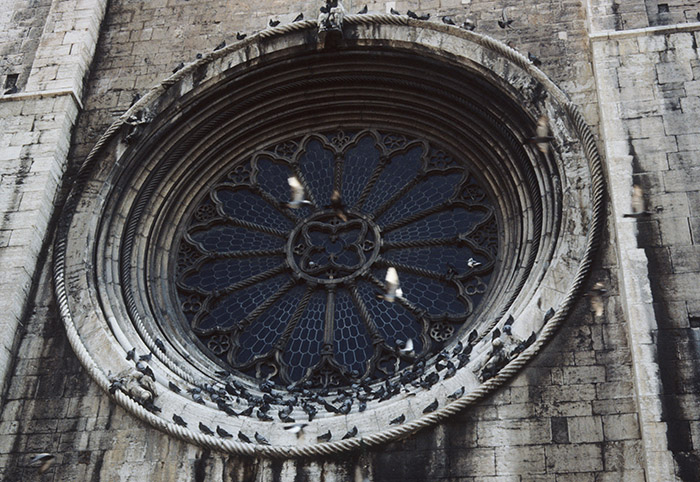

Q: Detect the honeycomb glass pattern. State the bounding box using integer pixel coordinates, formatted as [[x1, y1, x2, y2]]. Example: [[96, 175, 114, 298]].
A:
[[173, 129, 498, 389]]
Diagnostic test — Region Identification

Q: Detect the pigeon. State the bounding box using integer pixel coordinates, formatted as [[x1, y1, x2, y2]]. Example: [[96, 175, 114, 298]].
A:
[[109, 379, 124, 394], [29, 453, 55, 474], [378, 267, 402, 302], [126, 348, 136, 361], [447, 386, 465, 400], [218, 400, 238, 416], [317, 430, 332, 442], [199, 422, 214, 435], [284, 423, 308, 438], [358, 400, 367, 412], [423, 399, 439, 413], [467, 257, 482, 268], [278, 410, 295, 423], [192, 392, 205, 404], [504, 315, 515, 327], [154, 338, 166, 353], [216, 425, 233, 438], [172, 414, 188, 427], [443, 361, 457, 379], [498, 8, 514, 28], [269, 19, 280, 27], [417, 13, 430, 20], [397, 338, 415, 356], [589, 282, 607, 317], [236, 32, 247, 40], [389, 413, 405, 425], [172, 62, 185, 73], [528, 52, 542, 67], [342, 426, 358, 439], [407, 10, 418, 18], [286, 176, 312, 208], [293, 13, 304, 22], [138, 364, 155, 381], [255, 432, 270, 445], [238, 431, 252, 443], [468, 329, 479, 344], [390, 7, 401, 15], [330, 189, 348, 222], [623, 185, 651, 217], [257, 409, 273, 421], [525, 115, 554, 154], [4, 85, 18, 95], [240, 405, 254, 417], [139, 353, 152, 362], [358, 5, 368, 14], [461, 19, 476, 31], [168, 381, 181, 393], [214, 40, 226, 51], [544, 307, 555, 321], [441, 16, 456, 25]]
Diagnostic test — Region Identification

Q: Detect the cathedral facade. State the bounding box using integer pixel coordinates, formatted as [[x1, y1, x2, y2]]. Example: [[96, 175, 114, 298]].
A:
[[0, 0, 699, 480]]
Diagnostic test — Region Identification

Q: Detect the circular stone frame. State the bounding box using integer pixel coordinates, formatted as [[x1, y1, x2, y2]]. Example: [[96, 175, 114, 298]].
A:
[[54, 15, 604, 457]]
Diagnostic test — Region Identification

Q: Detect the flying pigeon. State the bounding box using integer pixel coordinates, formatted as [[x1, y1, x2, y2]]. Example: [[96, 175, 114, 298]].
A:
[[498, 8, 514, 28], [589, 281, 607, 317], [286, 176, 312, 208], [29, 454, 55, 474], [398, 338, 415, 356], [378, 267, 402, 302], [525, 115, 554, 154], [284, 423, 308, 438]]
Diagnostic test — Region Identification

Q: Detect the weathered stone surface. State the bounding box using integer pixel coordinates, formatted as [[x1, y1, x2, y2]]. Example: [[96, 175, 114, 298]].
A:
[[2, 0, 700, 480]]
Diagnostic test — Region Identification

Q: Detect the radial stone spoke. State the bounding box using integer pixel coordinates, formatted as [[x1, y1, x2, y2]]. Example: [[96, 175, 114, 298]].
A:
[[254, 186, 302, 223], [381, 199, 453, 233], [348, 284, 383, 343], [222, 215, 289, 238], [353, 158, 387, 211], [382, 237, 456, 249], [234, 278, 297, 332], [212, 263, 289, 298], [273, 285, 315, 352], [200, 247, 286, 260], [375, 257, 447, 281], [371, 177, 420, 219]]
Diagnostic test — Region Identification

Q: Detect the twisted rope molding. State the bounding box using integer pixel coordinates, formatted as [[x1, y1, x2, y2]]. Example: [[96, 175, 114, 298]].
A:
[[53, 14, 605, 457]]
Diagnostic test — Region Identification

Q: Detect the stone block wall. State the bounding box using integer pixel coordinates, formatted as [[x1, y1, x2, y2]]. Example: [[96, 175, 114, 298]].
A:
[[0, 0, 698, 480]]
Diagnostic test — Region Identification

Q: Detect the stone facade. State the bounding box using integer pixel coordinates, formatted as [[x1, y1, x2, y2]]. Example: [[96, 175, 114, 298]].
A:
[[0, 0, 698, 481]]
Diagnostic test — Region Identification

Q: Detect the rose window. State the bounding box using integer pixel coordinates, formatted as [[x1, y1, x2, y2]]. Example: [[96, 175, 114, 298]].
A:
[[175, 129, 498, 387]]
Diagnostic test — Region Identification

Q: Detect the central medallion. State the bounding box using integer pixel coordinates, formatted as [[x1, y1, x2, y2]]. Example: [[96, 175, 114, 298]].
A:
[[288, 210, 381, 284]]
